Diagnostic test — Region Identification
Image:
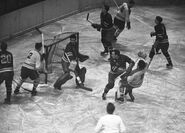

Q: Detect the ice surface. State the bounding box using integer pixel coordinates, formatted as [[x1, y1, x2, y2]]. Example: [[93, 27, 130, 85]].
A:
[[0, 6, 185, 133]]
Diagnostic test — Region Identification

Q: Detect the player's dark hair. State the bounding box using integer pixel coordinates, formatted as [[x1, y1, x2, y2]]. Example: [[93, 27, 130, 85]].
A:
[[106, 102, 115, 114], [138, 60, 146, 70], [129, 0, 135, 5], [113, 49, 120, 56], [70, 34, 76, 40], [35, 42, 42, 50], [104, 5, 110, 12], [156, 16, 163, 23], [1, 41, 7, 51]]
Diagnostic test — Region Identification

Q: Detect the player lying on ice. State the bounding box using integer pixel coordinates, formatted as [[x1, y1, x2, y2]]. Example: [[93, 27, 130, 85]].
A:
[[115, 51, 148, 102]]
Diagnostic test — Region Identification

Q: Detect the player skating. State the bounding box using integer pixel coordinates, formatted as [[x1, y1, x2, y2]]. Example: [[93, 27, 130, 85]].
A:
[[115, 51, 148, 102], [91, 5, 114, 56], [0, 42, 14, 104], [149, 16, 173, 68], [113, 0, 135, 40], [102, 49, 135, 100], [53, 34, 89, 90], [14, 42, 44, 96]]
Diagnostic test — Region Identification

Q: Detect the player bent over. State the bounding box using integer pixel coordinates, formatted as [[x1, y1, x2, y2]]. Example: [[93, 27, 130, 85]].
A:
[[102, 49, 135, 100], [116, 52, 148, 102], [113, 0, 135, 40], [0, 42, 14, 104], [149, 16, 173, 68], [14, 42, 44, 96], [53, 34, 89, 90]]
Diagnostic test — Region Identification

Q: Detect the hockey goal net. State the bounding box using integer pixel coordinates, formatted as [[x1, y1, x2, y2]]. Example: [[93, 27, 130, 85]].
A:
[[43, 32, 79, 83]]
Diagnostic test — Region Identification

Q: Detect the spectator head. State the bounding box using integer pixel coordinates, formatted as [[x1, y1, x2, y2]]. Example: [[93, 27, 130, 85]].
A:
[[0, 41, 8, 51], [106, 102, 115, 114]]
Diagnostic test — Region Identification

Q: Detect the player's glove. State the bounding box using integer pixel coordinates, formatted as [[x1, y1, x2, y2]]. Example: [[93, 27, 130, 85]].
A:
[[78, 53, 89, 62], [126, 22, 131, 30], [150, 31, 155, 37], [91, 23, 101, 31]]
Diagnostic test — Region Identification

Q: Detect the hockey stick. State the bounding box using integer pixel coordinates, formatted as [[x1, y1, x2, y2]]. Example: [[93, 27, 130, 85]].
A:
[[111, 0, 119, 9], [86, 13, 93, 24], [13, 79, 32, 92]]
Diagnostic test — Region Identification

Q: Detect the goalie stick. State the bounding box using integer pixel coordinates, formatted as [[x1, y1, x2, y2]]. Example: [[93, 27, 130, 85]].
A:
[[86, 13, 93, 24]]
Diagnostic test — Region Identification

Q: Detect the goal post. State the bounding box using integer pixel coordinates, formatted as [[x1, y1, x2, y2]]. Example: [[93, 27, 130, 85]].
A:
[[43, 32, 79, 83]]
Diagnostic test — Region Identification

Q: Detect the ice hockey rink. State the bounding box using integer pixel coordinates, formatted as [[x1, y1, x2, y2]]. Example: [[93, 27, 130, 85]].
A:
[[0, 4, 185, 133]]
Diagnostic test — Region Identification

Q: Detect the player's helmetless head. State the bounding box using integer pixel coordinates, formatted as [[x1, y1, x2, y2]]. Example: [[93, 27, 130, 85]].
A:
[[70, 34, 76, 43], [106, 102, 115, 114], [128, 0, 135, 8], [0, 41, 7, 51], [137, 60, 146, 70], [35, 42, 42, 51], [111, 49, 120, 59], [102, 5, 109, 13], [155, 16, 163, 24]]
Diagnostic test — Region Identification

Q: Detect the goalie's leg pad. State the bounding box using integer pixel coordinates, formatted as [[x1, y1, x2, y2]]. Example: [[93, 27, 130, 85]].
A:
[[54, 72, 73, 89], [75, 67, 86, 86]]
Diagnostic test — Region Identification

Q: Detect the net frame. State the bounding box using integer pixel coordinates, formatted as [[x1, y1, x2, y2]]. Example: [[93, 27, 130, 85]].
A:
[[44, 32, 79, 83]]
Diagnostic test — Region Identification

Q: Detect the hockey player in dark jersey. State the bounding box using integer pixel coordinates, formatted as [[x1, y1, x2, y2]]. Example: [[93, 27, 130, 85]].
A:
[[53, 34, 89, 90], [102, 49, 135, 100], [0, 42, 14, 104], [149, 16, 173, 68], [91, 5, 114, 56]]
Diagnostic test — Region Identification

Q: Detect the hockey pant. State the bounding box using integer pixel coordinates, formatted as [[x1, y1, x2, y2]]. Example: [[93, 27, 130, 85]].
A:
[[113, 17, 125, 37], [101, 28, 115, 52], [149, 41, 173, 65], [117, 79, 134, 101], [103, 70, 125, 94], [0, 71, 13, 101]]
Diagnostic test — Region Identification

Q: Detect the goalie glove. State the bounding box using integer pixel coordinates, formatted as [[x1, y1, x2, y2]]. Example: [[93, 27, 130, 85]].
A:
[[78, 53, 89, 62], [91, 23, 101, 31], [126, 22, 131, 30]]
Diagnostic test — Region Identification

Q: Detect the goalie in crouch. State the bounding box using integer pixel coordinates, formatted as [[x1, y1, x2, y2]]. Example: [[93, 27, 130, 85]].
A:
[[53, 34, 89, 90]]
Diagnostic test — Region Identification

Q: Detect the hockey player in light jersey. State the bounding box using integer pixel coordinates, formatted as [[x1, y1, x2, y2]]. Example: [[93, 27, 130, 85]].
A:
[[116, 51, 148, 102], [14, 42, 43, 96], [0, 42, 14, 104], [113, 0, 135, 40]]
